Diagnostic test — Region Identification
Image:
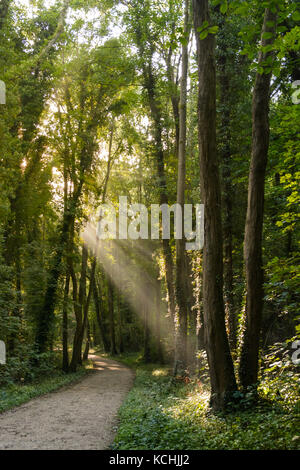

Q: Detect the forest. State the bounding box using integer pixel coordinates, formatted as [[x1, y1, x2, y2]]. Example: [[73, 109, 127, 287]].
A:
[[0, 0, 299, 452]]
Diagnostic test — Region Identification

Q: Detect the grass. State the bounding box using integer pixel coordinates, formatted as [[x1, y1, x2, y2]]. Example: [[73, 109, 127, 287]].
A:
[[0, 362, 92, 414], [100, 351, 145, 369], [108, 354, 300, 450]]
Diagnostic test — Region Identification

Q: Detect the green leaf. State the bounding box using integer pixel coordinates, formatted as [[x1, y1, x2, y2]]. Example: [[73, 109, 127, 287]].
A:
[[179, 37, 188, 46], [292, 11, 300, 22], [262, 32, 275, 40], [200, 31, 209, 40], [262, 44, 274, 54], [277, 26, 287, 33], [197, 20, 209, 33], [208, 26, 219, 35], [220, 1, 228, 14]]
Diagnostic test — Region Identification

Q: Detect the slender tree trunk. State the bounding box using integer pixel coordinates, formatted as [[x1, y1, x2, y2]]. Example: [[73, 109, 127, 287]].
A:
[[83, 319, 91, 361], [217, 19, 236, 351], [35, 83, 96, 353], [70, 248, 96, 370], [193, 0, 237, 410], [84, 121, 115, 357], [156, 277, 164, 363], [62, 273, 70, 372], [143, 283, 151, 363], [117, 288, 124, 354], [92, 320, 99, 346], [185, 254, 196, 365], [35, 182, 83, 353], [166, 34, 180, 157], [174, 0, 190, 376], [134, 14, 176, 325], [108, 278, 117, 355], [147, 81, 176, 325], [239, 8, 278, 391], [69, 244, 88, 371], [76, 244, 88, 366], [80, 259, 95, 362], [93, 278, 110, 353]]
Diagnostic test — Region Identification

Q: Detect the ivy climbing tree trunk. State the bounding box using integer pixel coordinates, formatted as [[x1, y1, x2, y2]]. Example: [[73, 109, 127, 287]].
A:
[[62, 273, 70, 372], [174, 0, 190, 376], [93, 277, 110, 353], [108, 278, 117, 355], [193, 0, 237, 410], [239, 7, 278, 391], [35, 183, 83, 354], [69, 244, 88, 371], [217, 13, 236, 352], [132, 1, 176, 325]]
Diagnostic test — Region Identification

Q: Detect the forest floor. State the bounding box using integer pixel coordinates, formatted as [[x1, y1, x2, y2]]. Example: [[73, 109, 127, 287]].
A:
[[0, 355, 134, 450], [111, 354, 300, 450]]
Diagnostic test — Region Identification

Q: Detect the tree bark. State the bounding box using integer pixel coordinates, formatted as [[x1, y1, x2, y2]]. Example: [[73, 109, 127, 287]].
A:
[[156, 276, 164, 363], [62, 273, 70, 372], [78, 255, 96, 363], [146, 77, 176, 325], [217, 16, 236, 352], [193, 0, 237, 410], [108, 278, 117, 355], [239, 8, 278, 391], [69, 244, 88, 371], [133, 8, 176, 325], [117, 289, 124, 354], [35, 179, 84, 353], [174, 0, 190, 376], [143, 282, 151, 363], [83, 319, 91, 361], [93, 278, 110, 353], [70, 248, 96, 371]]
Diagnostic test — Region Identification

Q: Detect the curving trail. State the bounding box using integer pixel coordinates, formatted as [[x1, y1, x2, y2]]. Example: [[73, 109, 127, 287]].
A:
[[0, 355, 134, 450]]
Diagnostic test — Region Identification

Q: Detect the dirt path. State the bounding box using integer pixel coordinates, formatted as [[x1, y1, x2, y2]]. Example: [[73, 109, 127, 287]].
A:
[[0, 355, 135, 450]]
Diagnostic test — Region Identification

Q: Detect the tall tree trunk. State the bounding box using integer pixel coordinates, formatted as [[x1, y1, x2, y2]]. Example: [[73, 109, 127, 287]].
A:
[[174, 0, 190, 376], [93, 278, 110, 353], [70, 248, 96, 370], [133, 11, 176, 325], [62, 273, 70, 372], [35, 78, 97, 353], [193, 0, 237, 410], [165, 32, 180, 157], [147, 81, 176, 325], [117, 288, 124, 354], [35, 181, 83, 353], [108, 278, 117, 355], [218, 17, 236, 352], [83, 319, 91, 362], [156, 276, 164, 363], [239, 8, 278, 391], [79, 258, 95, 362], [69, 244, 88, 371], [143, 282, 151, 363], [85, 121, 115, 356]]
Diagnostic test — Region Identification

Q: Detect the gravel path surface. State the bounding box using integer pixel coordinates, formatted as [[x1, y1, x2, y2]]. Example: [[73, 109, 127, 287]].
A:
[[0, 355, 134, 450]]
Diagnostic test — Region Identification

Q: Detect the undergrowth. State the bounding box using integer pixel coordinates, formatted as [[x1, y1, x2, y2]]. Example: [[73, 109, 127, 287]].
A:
[[111, 351, 300, 450], [0, 356, 92, 414]]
